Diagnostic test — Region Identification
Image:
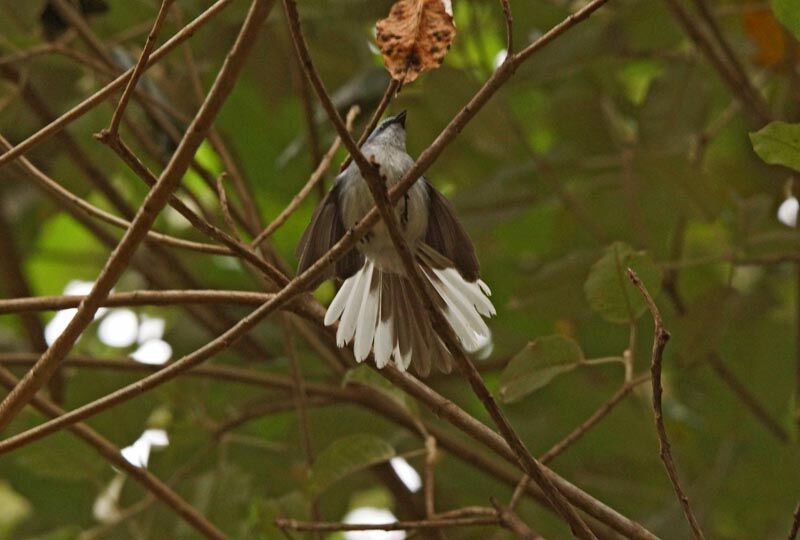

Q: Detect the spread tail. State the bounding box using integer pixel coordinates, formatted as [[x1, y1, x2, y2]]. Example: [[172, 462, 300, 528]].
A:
[[324, 245, 495, 375]]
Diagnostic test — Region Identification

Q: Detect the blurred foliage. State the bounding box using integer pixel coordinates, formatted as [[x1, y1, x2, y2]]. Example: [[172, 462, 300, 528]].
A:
[[0, 0, 799, 539]]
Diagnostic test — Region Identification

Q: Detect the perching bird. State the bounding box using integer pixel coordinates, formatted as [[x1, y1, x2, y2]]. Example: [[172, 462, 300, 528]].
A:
[[296, 111, 495, 376]]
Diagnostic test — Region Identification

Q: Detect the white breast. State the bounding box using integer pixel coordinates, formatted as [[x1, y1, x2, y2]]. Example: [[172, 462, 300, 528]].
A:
[[338, 142, 429, 275]]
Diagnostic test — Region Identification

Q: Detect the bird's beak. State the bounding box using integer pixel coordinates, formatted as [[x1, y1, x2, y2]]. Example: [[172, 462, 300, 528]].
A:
[[395, 110, 407, 128]]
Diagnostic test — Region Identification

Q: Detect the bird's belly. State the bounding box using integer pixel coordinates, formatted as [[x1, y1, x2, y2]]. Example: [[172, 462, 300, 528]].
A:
[[340, 176, 428, 275]]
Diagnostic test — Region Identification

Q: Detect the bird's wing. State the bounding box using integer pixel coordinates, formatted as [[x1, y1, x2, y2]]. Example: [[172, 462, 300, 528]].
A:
[[423, 180, 480, 282], [296, 180, 363, 282]]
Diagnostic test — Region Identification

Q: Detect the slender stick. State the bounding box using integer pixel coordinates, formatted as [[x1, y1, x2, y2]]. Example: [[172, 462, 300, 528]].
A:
[[789, 502, 800, 540], [251, 105, 360, 248], [628, 268, 706, 540], [0, 366, 228, 540], [104, 0, 175, 136], [540, 374, 650, 464], [339, 79, 400, 172], [499, 0, 514, 54], [275, 516, 499, 532], [706, 354, 789, 443], [0, 0, 276, 431]]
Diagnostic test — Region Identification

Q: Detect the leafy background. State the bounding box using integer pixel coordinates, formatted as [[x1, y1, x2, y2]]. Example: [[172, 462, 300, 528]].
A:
[[0, 0, 799, 538]]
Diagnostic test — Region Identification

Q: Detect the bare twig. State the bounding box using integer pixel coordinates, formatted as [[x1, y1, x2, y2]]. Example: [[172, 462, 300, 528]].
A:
[[706, 354, 789, 443], [103, 0, 175, 136], [251, 105, 360, 248], [499, 0, 514, 54], [540, 374, 650, 464], [339, 79, 401, 172], [0, 0, 276, 431], [491, 498, 544, 540], [661, 0, 770, 124], [789, 502, 800, 540], [216, 173, 242, 240], [0, 366, 228, 540], [627, 268, 706, 540], [275, 516, 499, 532]]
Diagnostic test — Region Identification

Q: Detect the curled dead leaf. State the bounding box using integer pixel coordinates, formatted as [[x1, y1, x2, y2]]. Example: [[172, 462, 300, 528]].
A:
[[375, 0, 456, 84]]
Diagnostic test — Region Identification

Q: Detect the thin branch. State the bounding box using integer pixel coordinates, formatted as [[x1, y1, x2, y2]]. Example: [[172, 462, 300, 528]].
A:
[[281, 1, 595, 536], [0, 136, 229, 256], [499, 0, 514, 54], [706, 354, 789, 443], [789, 502, 800, 540], [251, 105, 360, 248], [0, 0, 236, 167], [275, 516, 500, 532], [213, 396, 335, 437], [627, 268, 706, 540], [0, 366, 228, 540], [0, 289, 285, 313], [339, 79, 400, 172], [0, 353, 351, 399], [103, 0, 175, 136], [216, 173, 242, 240], [98, 136, 286, 286], [491, 498, 544, 540], [540, 374, 650, 464], [660, 0, 770, 124], [0, 0, 276, 431]]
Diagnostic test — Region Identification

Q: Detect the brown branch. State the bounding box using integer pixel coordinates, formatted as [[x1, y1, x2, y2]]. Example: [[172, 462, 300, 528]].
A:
[[0, 353, 352, 399], [97, 136, 286, 286], [706, 354, 789, 443], [339, 79, 401, 172], [0, 0, 235, 167], [0, 289, 284, 313], [789, 502, 800, 540], [251, 105, 360, 248], [281, 1, 595, 536], [275, 516, 499, 532], [0, 366, 228, 540], [540, 374, 650, 464], [0, 0, 275, 431], [499, 0, 514, 54], [213, 396, 335, 437], [0, 135, 229, 256], [627, 268, 706, 540], [492, 499, 544, 540], [216, 173, 242, 240], [660, 0, 770, 125], [103, 0, 175, 136], [688, 0, 766, 117]]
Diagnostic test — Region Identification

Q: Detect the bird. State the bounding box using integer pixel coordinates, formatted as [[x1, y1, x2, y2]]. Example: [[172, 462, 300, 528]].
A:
[[295, 111, 495, 376]]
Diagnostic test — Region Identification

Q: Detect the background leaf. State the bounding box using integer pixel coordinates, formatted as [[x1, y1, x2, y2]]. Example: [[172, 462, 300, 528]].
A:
[[308, 434, 395, 496], [584, 242, 662, 324], [498, 335, 584, 403], [750, 121, 800, 172]]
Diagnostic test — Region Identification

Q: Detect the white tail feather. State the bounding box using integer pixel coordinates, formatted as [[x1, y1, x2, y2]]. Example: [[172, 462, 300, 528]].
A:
[[324, 246, 494, 374]]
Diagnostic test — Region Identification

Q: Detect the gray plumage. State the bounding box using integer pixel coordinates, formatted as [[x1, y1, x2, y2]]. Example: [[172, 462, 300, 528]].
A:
[[296, 112, 494, 375]]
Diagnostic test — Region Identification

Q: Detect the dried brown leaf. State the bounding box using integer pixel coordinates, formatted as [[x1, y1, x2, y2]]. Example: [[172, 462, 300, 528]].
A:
[[375, 0, 456, 84]]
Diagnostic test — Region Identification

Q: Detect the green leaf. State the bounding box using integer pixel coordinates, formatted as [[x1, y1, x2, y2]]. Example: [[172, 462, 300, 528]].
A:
[[308, 434, 395, 496], [584, 242, 662, 324], [771, 0, 800, 40], [498, 335, 584, 403], [750, 121, 800, 172]]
